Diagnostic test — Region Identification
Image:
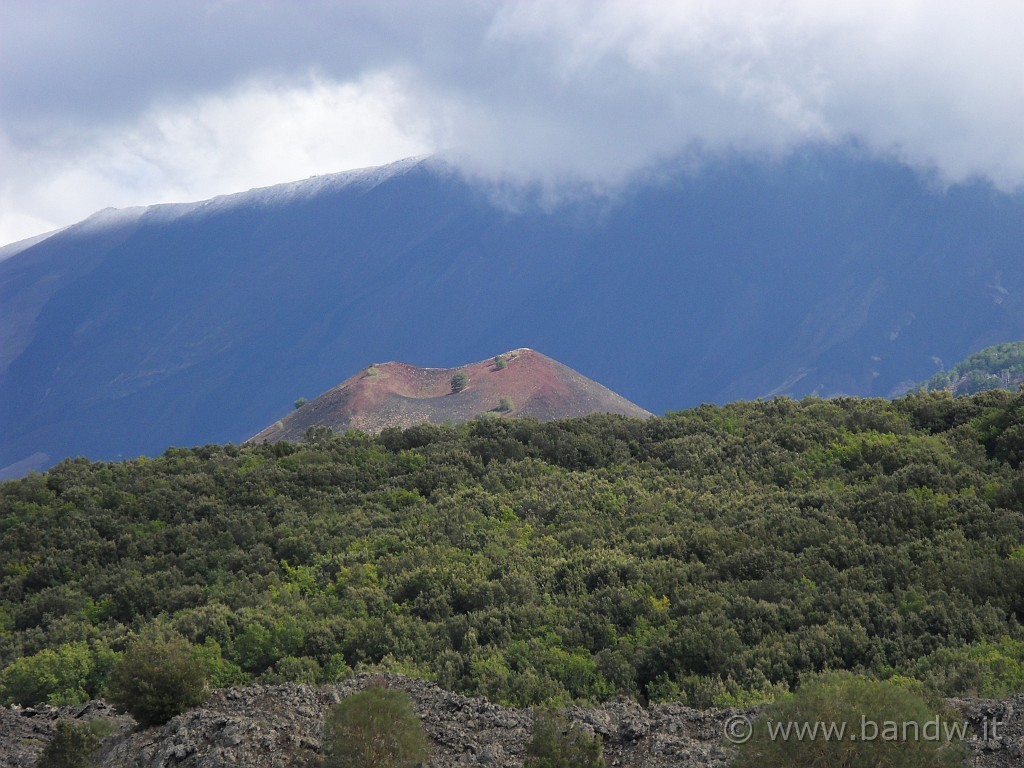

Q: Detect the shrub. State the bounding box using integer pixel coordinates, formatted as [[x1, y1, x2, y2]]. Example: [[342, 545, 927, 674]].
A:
[[105, 626, 208, 727], [730, 672, 967, 768], [323, 686, 429, 768], [494, 356, 508, 370], [526, 708, 605, 768], [0, 642, 118, 706], [450, 372, 470, 393], [36, 718, 118, 768], [191, 638, 248, 689], [495, 397, 514, 413], [262, 655, 321, 685], [910, 637, 1024, 698], [294, 397, 308, 410]]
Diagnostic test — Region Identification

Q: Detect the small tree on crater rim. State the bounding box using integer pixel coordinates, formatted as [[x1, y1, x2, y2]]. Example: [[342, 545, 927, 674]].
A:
[[730, 672, 966, 768], [36, 719, 118, 768], [323, 686, 429, 768], [450, 372, 470, 393], [526, 708, 605, 768], [105, 625, 208, 728]]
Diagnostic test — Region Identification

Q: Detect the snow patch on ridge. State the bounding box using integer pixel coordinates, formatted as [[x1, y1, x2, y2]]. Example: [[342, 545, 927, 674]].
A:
[[62, 156, 436, 238]]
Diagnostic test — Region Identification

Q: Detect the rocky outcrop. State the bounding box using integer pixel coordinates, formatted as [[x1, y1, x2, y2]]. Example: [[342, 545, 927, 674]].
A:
[[2, 675, 1023, 767], [950, 696, 1024, 768], [88, 676, 745, 768], [0, 701, 132, 768]]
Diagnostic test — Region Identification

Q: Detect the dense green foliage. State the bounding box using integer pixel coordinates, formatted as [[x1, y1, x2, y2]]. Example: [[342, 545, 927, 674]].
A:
[[0, 641, 116, 706], [731, 672, 966, 768], [526, 709, 605, 768], [451, 371, 470, 392], [494, 356, 508, 371], [3, 392, 1024, 708], [909, 636, 1024, 698], [920, 341, 1024, 395], [323, 687, 428, 768], [36, 719, 118, 768], [105, 626, 208, 726]]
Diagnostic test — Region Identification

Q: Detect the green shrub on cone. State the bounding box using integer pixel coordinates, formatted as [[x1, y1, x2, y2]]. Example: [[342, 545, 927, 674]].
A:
[[323, 686, 429, 768], [105, 625, 208, 727], [731, 672, 967, 768]]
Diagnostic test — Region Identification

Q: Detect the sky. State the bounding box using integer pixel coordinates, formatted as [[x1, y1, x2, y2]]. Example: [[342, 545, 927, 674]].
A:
[[1, 0, 1022, 246]]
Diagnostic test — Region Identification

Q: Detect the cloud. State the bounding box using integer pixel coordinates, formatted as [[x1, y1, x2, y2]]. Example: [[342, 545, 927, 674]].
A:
[[94, 72, 434, 202], [0, 73, 434, 244], [1, 0, 1023, 244], [445, 0, 1024, 189]]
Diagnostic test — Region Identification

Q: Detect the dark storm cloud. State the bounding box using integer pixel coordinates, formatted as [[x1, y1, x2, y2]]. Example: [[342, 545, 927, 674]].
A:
[[0, 1, 486, 124]]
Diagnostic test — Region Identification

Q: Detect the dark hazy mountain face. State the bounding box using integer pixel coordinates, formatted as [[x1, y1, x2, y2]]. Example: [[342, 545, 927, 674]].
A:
[[2, 150, 1023, 474]]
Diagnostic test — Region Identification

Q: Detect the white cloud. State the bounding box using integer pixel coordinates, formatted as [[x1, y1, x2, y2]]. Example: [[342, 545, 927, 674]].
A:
[[0, 73, 434, 243], [2, 0, 1023, 245], [449, 0, 1024, 189], [107, 71, 433, 200]]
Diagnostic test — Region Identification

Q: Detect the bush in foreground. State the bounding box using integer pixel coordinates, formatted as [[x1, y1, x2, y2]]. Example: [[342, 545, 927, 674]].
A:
[[105, 626, 208, 727], [323, 686, 429, 768], [526, 708, 605, 768], [730, 672, 967, 768], [36, 719, 118, 768]]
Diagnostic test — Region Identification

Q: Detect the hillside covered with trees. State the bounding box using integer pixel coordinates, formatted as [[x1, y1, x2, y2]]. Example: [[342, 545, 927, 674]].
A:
[[3, 391, 1024, 710], [920, 342, 1024, 396]]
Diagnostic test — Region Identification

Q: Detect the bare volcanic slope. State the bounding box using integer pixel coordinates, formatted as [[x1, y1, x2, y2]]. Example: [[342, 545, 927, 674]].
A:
[[249, 349, 651, 441]]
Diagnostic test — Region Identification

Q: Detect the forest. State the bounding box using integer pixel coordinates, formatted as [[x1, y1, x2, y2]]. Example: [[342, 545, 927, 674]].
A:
[[919, 341, 1024, 395], [2, 390, 1024, 709]]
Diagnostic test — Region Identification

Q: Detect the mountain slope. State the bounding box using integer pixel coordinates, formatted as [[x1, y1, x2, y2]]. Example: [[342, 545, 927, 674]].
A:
[[249, 348, 651, 441], [2, 148, 1024, 472]]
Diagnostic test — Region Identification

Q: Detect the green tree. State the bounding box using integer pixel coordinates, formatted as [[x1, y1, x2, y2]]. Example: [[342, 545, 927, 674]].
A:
[[494, 356, 508, 370], [0, 642, 117, 706], [910, 637, 1024, 698], [450, 372, 470, 393], [105, 626, 208, 727], [323, 686, 429, 768], [731, 673, 967, 768], [294, 397, 308, 409], [526, 708, 605, 768], [36, 719, 117, 768]]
